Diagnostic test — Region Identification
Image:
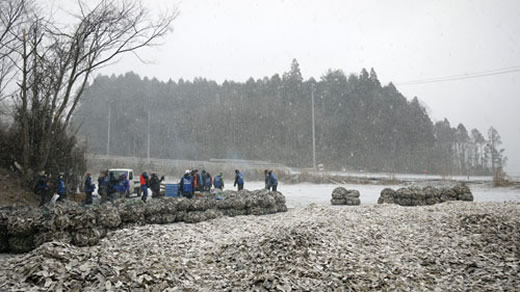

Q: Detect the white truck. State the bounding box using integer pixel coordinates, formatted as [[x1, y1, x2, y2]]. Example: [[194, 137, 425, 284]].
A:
[[108, 168, 140, 196]]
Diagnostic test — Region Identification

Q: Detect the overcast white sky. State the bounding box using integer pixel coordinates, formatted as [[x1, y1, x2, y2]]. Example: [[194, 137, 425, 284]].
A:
[[53, 0, 520, 174]]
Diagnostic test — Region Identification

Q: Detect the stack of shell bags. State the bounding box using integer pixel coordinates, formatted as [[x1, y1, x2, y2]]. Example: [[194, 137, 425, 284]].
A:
[[330, 187, 361, 206], [377, 183, 474, 206], [214, 189, 287, 217], [1, 189, 288, 253]]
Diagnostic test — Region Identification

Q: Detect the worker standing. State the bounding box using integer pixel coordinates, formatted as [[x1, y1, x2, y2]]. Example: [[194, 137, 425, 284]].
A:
[[192, 169, 202, 192], [201, 170, 212, 192], [268, 170, 278, 192], [107, 171, 119, 202], [98, 170, 108, 203], [150, 173, 164, 198], [264, 169, 270, 190], [234, 169, 244, 191], [213, 172, 224, 191], [84, 173, 95, 205], [140, 171, 150, 202], [35, 171, 50, 206], [179, 170, 194, 198], [56, 173, 67, 201]]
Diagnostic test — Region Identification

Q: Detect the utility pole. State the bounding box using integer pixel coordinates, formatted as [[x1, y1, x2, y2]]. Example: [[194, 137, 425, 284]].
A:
[[106, 102, 111, 156], [147, 110, 150, 160], [311, 84, 316, 169]]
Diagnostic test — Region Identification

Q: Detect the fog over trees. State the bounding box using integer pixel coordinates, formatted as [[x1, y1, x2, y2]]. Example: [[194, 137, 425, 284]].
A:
[[76, 59, 506, 175]]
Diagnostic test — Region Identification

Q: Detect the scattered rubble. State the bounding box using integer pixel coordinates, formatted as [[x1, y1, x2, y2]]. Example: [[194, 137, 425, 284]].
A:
[[330, 187, 361, 205], [377, 183, 474, 206]]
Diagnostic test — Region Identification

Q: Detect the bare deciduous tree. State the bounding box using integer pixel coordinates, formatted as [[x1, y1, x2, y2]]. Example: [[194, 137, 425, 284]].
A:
[[4, 0, 178, 180], [0, 0, 28, 102]]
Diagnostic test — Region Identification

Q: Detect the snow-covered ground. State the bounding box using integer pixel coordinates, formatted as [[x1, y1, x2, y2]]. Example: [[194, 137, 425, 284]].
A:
[[162, 180, 520, 208]]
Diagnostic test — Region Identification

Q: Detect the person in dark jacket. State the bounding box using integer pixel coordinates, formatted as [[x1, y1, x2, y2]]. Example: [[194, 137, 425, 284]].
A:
[[56, 174, 66, 201], [84, 173, 95, 205], [179, 170, 194, 198], [201, 170, 212, 192], [35, 171, 50, 207], [149, 173, 165, 198], [268, 170, 278, 192], [98, 170, 108, 203], [140, 171, 150, 202], [106, 171, 119, 202], [234, 169, 244, 191], [213, 172, 224, 191], [264, 169, 270, 190]]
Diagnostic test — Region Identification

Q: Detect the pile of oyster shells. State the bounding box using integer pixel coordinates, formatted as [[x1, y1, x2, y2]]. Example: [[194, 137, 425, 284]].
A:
[[0, 201, 518, 291]]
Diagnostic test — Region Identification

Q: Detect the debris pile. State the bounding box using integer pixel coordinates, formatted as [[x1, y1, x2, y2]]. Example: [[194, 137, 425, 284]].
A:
[[0, 190, 287, 253], [0, 202, 518, 291], [377, 183, 473, 206], [330, 187, 361, 205]]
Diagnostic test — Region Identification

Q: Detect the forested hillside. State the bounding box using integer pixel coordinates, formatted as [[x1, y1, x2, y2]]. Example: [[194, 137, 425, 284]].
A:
[[75, 59, 506, 175]]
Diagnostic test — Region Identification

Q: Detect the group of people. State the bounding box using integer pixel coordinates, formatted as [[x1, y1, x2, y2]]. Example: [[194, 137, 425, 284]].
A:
[[94, 170, 126, 204], [179, 169, 225, 198], [35, 167, 278, 206], [178, 169, 249, 198], [138, 171, 165, 202], [264, 170, 278, 191], [34, 171, 67, 206]]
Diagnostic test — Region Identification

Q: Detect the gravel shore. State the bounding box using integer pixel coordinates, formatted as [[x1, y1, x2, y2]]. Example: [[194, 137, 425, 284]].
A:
[[1, 201, 519, 291]]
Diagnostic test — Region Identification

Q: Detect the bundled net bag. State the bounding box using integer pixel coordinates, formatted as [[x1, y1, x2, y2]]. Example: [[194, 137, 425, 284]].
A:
[[330, 187, 361, 205], [424, 186, 441, 205], [439, 187, 458, 202], [117, 200, 145, 224], [96, 204, 121, 229], [394, 188, 414, 206], [452, 183, 474, 201], [72, 227, 106, 246], [377, 188, 396, 204]]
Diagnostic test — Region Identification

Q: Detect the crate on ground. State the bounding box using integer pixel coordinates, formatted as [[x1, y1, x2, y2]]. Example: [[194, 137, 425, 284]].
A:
[[165, 184, 179, 197]]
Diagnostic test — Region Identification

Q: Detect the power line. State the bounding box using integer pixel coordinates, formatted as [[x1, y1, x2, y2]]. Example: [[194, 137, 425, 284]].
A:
[[396, 65, 520, 86]]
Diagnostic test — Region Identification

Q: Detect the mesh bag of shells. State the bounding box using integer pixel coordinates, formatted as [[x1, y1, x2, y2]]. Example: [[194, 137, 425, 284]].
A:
[[377, 183, 474, 206], [0, 190, 287, 253], [330, 187, 361, 205]]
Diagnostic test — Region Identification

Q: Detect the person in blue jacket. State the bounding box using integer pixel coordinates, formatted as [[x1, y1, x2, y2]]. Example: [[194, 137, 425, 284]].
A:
[[268, 170, 278, 192], [234, 169, 244, 191], [179, 170, 194, 198], [84, 173, 95, 205], [56, 174, 67, 201], [213, 172, 224, 191]]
